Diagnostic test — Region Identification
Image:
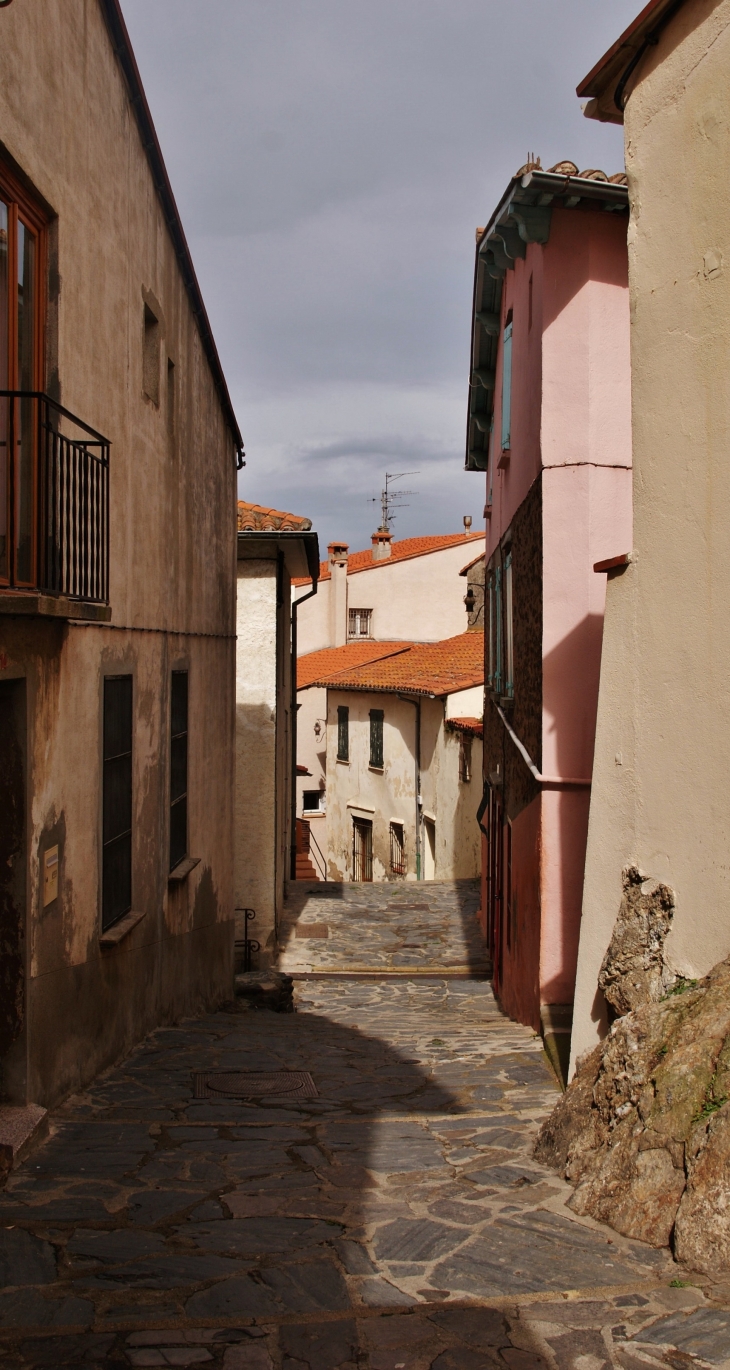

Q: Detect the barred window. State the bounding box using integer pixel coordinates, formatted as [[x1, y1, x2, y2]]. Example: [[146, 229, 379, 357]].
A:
[[389, 822, 405, 875], [348, 608, 372, 638]]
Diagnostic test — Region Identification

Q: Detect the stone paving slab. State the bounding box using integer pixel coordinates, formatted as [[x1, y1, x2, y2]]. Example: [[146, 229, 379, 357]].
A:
[[0, 882, 727, 1366], [279, 881, 490, 976]]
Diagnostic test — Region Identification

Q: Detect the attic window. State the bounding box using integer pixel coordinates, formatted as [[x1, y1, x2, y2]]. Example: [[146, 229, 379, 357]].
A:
[[348, 608, 372, 639]]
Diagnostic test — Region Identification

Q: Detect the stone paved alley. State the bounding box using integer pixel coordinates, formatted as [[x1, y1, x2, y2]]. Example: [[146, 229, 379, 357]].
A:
[[0, 882, 729, 1368]]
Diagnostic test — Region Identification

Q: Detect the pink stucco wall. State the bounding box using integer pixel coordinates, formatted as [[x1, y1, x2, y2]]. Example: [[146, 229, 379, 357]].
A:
[[485, 204, 631, 1020]]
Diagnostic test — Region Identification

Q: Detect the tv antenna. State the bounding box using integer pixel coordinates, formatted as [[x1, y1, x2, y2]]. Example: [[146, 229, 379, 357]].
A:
[[371, 470, 419, 532]]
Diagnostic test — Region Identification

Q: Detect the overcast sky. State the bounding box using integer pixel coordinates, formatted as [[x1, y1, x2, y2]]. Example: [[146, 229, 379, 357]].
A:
[[120, 1, 636, 553]]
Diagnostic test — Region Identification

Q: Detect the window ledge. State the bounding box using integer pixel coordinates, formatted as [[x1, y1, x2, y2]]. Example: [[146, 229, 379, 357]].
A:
[[0, 591, 111, 622], [100, 909, 146, 948], [497, 450, 510, 470], [168, 856, 201, 884], [336, 758, 350, 766], [369, 765, 384, 774]]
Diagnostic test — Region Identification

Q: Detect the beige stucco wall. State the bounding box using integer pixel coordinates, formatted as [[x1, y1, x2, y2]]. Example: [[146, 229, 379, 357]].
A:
[[571, 0, 730, 1072], [324, 690, 482, 883], [0, 0, 237, 1105], [235, 562, 277, 961], [296, 539, 484, 654], [296, 685, 327, 816]]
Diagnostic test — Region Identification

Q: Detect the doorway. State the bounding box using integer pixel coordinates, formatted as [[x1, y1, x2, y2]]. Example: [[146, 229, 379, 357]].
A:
[[352, 818, 373, 882], [423, 818, 436, 880], [0, 680, 26, 1102]]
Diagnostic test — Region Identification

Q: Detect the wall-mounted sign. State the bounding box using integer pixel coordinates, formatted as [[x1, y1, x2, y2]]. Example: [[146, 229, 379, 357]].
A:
[[43, 845, 59, 907]]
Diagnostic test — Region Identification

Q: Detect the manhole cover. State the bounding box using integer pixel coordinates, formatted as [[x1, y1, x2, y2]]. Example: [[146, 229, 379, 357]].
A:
[[192, 1071, 317, 1100]]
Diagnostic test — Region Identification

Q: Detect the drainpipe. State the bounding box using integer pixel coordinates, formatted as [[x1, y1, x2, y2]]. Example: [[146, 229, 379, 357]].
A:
[[290, 581, 318, 881]]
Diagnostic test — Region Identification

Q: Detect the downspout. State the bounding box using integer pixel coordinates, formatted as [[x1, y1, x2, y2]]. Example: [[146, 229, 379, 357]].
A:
[[494, 703, 591, 788], [290, 581, 318, 881], [397, 693, 422, 880], [613, 0, 687, 112]]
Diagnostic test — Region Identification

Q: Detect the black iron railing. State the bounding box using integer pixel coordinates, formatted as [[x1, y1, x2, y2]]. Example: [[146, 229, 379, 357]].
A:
[[235, 909, 260, 973], [0, 392, 110, 603]]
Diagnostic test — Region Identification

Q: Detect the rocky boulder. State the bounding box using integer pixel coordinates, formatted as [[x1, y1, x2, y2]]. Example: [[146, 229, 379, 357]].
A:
[[597, 865, 677, 1015], [535, 954, 730, 1273]]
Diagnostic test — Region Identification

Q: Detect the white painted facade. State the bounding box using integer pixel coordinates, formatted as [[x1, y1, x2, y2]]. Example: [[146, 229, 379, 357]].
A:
[[295, 536, 485, 656], [322, 687, 482, 884]]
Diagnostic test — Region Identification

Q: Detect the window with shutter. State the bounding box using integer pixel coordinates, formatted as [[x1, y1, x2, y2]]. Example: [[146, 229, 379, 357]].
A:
[[102, 676, 133, 931], [170, 671, 188, 871], [369, 709, 384, 769], [337, 705, 349, 761], [501, 319, 512, 452]]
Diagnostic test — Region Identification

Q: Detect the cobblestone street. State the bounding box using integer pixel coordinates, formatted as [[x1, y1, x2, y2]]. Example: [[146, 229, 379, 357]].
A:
[[0, 883, 728, 1367]]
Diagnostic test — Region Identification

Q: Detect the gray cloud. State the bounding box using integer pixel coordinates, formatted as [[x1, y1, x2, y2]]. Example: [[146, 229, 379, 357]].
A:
[[120, 0, 637, 550]]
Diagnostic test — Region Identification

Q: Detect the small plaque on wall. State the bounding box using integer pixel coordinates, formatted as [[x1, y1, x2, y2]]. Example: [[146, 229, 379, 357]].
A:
[[43, 846, 59, 907]]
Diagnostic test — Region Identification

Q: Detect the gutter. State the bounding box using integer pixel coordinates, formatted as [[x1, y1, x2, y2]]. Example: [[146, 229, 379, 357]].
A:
[[494, 703, 591, 789], [98, 0, 245, 467]]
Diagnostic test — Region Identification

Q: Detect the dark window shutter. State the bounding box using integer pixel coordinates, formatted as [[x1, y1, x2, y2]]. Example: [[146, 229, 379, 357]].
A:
[[102, 676, 133, 931], [170, 671, 188, 871], [369, 709, 384, 768], [337, 706, 349, 761]]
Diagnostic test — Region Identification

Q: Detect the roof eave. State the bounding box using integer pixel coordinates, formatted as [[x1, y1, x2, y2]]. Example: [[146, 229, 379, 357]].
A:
[[576, 0, 690, 124], [98, 0, 244, 461]]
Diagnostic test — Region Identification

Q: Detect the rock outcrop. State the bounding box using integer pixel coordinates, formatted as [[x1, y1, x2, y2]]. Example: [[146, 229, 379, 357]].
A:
[[597, 865, 676, 1016], [535, 955, 730, 1274]]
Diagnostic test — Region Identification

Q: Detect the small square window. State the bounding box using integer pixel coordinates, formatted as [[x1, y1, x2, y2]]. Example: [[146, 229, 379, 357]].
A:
[[348, 608, 372, 638], [302, 789, 322, 813]]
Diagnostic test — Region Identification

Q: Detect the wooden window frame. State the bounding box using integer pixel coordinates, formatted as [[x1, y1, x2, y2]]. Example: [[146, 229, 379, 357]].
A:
[[0, 159, 47, 590]]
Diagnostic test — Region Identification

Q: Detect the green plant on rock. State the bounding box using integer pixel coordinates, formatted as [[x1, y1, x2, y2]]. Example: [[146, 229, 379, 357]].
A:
[[661, 976, 699, 1001]]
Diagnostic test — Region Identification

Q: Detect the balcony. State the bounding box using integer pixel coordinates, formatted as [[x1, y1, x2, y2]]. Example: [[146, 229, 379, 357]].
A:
[[0, 392, 110, 620]]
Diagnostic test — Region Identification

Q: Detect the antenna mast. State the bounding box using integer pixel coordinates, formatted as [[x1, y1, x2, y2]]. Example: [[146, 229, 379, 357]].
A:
[[372, 471, 419, 531]]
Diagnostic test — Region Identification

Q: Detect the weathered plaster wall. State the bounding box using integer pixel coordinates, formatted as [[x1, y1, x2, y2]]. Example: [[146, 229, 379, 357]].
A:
[[296, 540, 484, 654], [324, 690, 482, 884], [235, 562, 277, 961], [0, 0, 237, 1104], [295, 686, 327, 816], [571, 0, 730, 1072], [325, 691, 419, 883]]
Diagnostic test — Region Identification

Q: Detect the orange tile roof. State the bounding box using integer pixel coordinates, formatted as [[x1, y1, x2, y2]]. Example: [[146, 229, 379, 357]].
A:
[[447, 716, 484, 737], [292, 532, 484, 587], [238, 501, 312, 532], [304, 631, 484, 698], [297, 641, 413, 691]]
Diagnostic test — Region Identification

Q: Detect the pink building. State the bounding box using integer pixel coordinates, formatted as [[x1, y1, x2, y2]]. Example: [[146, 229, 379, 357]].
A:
[[466, 159, 632, 1075]]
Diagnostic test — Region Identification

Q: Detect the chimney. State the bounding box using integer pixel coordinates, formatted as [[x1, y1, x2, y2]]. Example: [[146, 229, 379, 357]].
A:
[[371, 529, 392, 562], [327, 541, 348, 646]]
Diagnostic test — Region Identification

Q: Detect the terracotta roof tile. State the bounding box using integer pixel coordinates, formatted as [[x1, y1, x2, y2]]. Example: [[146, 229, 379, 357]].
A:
[[459, 551, 486, 576], [297, 641, 413, 691], [304, 631, 484, 698], [447, 716, 484, 737], [292, 532, 484, 587], [238, 500, 312, 532]]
